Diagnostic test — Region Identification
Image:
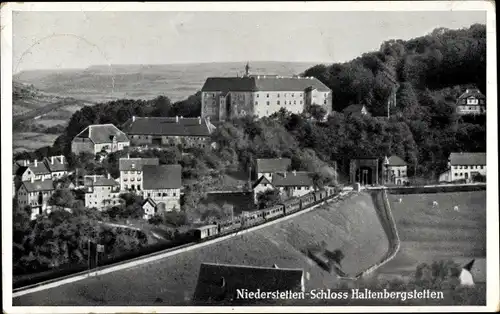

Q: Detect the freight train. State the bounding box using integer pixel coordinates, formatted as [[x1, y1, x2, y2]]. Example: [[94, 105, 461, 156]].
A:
[[192, 187, 339, 241]]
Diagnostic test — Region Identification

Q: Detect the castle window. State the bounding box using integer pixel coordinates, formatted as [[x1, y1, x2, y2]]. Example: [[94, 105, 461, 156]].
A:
[[278, 93, 280, 98], [267, 94, 269, 98], [267, 101, 270, 106], [257, 94, 259, 98]]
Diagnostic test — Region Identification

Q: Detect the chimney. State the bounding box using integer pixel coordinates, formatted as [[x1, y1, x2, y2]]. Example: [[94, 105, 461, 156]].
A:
[[127, 154, 130, 159], [293, 170, 297, 176], [51, 156, 55, 164], [41, 176, 45, 182], [284, 172, 287, 178], [132, 116, 136, 122], [176, 116, 179, 123], [198, 116, 202, 125], [60, 155, 64, 163], [108, 173, 111, 179], [34, 160, 38, 167], [94, 175, 97, 183], [24, 160, 28, 166], [31, 177, 34, 183]]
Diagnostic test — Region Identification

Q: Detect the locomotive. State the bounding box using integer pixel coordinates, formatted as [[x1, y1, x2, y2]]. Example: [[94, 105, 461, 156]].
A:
[[192, 186, 339, 241]]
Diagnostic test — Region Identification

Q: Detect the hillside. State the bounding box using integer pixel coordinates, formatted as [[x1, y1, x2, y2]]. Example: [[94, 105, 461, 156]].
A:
[[13, 61, 318, 103], [13, 192, 389, 306]]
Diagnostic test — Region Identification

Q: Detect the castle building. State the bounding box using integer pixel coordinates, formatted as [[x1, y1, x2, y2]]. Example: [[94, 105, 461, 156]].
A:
[[201, 64, 332, 121]]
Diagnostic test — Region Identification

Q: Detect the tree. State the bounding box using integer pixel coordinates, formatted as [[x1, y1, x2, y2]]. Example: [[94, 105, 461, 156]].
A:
[[48, 188, 75, 210], [256, 189, 282, 209], [305, 104, 327, 121]]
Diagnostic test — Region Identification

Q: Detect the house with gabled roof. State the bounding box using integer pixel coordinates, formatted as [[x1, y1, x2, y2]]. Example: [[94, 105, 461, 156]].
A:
[[193, 262, 305, 305], [273, 171, 315, 198], [121, 116, 216, 150], [456, 88, 486, 115], [439, 152, 486, 183], [43, 155, 70, 179], [382, 155, 409, 185], [84, 174, 122, 210], [201, 64, 332, 121], [255, 158, 291, 182], [252, 175, 275, 204], [142, 164, 182, 213], [71, 124, 130, 155], [17, 177, 55, 219], [16, 159, 52, 182], [118, 156, 160, 191]]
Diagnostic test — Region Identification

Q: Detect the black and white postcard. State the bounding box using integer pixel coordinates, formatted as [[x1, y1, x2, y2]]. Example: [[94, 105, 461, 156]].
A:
[[1, 1, 498, 313]]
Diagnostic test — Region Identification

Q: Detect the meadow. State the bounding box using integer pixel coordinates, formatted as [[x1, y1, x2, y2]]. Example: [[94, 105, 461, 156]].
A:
[[13, 132, 59, 153], [376, 191, 486, 279]]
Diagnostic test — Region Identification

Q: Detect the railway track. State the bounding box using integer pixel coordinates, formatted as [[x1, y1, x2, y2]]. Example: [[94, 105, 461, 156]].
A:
[[13, 190, 349, 297]]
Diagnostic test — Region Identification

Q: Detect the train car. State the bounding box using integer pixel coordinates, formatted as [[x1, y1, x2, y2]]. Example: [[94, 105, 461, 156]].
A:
[[219, 219, 242, 235], [193, 224, 219, 240], [282, 198, 301, 215], [300, 192, 315, 208], [313, 190, 324, 203], [264, 204, 285, 220], [242, 210, 266, 227]]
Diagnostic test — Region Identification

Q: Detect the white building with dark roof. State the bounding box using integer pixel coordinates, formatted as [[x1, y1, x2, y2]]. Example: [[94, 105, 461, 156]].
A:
[[456, 88, 486, 115], [84, 174, 122, 210], [383, 155, 408, 185], [118, 156, 160, 191], [16, 159, 52, 182], [43, 155, 70, 179], [71, 124, 130, 155], [142, 164, 182, 212], [121, 116, 216, 150], [17, 177, 55, 219], [439, 152, 486, 183], [272, 171, 315, 198], [201, 66, 332, 121]]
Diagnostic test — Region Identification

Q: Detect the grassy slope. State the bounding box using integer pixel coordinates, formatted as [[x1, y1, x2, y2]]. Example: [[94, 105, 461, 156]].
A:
[[13, 192, 389, 306]]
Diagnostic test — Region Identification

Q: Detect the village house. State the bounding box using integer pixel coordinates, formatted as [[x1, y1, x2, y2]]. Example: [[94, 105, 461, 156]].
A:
[[342, 104, 370, 117], [201, 64, 332, 122], [383, 155, 409, 185], [15, 159, 52, 182], [141, 197, 158, 220], [43, 155, 70, 178], [84, 174, 122, 210], [121, 116, 216, 150], [252, 175, 275, 203], [141, 164, 182, 213], [118, 156, 160, 191], [17, 177, 55, 220], [272, 171, 315, 198], [71, 124, 130, 155], [255, 158, 291, 182], [439, 152, 486, 183], [456, 88, 486, 115]]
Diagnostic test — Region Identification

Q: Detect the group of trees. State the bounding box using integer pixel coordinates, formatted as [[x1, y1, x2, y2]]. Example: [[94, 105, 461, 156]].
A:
[[13, 203, 150, 275]]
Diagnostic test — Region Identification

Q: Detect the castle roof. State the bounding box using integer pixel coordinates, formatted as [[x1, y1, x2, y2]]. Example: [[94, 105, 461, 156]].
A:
[[201, 76, 330, 93]]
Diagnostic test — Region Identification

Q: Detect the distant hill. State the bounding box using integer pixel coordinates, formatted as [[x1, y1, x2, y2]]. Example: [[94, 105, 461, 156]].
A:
[[14, 61, 319, 103]]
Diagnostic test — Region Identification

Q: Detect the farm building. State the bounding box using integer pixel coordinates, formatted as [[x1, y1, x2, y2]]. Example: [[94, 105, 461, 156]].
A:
[[252, 175, 275, 203], [43, 155, 70, 178], [121, 116, 216, 150], [71, 124, 130, 155], [192, 262, 305, 304], [439, 152, 486, 183], [141, 164, 182, 212]]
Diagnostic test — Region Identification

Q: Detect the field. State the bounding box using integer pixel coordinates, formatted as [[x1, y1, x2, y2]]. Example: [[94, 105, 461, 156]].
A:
[[376, 191, 486, 279], [13, 192, 389, 306], [13, 132, 59, 153]]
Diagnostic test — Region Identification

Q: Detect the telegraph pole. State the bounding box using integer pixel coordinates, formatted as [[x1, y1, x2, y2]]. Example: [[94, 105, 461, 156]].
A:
[[87, 239, 91, 276]]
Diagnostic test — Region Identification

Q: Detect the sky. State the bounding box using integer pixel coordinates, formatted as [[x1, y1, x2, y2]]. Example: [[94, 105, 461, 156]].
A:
[[12, 10, 486, 73]]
